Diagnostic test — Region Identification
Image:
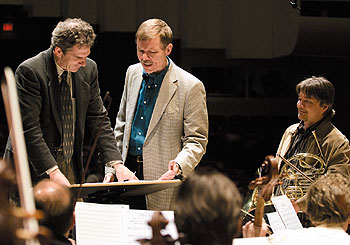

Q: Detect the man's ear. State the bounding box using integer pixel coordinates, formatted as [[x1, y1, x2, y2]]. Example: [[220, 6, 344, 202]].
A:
[[322, 105, 329, 114], [165, 43, 173, 56], [54, 46, 63, 57], [70, 210, 75, 230]]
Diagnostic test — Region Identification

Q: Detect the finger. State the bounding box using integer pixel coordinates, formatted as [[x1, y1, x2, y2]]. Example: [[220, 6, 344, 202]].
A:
[[131, 174, 139, 180], [103, 175, 110, 183], [160, 172, 175, 180], [158, 173, 169, 180], [115, 174, 125, 182], [103, 173, 114, 183]]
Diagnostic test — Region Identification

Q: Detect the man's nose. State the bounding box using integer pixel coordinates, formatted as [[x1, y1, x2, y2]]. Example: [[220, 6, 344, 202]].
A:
[[79, 59, 86, 67], [297, 100, 304, 107], [141, 52, 150, 60]]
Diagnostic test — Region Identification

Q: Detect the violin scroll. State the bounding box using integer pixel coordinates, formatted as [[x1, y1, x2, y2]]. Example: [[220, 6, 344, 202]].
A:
[[138, 211, 175, 245], [248, 155, 280, 235]]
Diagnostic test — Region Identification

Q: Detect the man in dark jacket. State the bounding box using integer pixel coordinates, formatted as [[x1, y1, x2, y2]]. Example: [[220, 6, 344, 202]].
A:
[[4, 18, 136, 186]]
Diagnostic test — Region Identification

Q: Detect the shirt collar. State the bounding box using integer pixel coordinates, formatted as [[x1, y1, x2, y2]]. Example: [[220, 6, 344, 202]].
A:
[[297, 117, 325, 134], [54, 57, 66, 77]]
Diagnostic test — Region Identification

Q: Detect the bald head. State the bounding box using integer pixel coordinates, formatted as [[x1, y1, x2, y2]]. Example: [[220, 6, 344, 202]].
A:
[[34, 179, 74, 235]]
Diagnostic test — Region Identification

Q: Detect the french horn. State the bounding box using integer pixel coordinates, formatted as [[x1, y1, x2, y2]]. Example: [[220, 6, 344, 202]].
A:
[[277, 152, 326, 200], [242, 131, 327, 217]]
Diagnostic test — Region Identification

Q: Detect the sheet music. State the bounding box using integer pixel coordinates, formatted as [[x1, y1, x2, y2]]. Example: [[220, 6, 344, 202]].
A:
[[75, 202, 129, 245], [75, 202, 178, 245], [271, 195, 303, 230], [266, 212, 287, 233]]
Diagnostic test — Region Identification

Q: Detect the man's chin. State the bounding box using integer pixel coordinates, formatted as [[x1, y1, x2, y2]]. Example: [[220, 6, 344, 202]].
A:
[[142, 67, 153, 74]]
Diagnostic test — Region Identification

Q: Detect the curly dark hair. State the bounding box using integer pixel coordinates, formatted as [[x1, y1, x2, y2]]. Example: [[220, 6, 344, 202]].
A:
[[51, 18, 96, 53]]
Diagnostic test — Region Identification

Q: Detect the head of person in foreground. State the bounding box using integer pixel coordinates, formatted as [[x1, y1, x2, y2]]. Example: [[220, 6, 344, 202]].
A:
[[174, 169, 243, 245], [306, 173, 350, 230]]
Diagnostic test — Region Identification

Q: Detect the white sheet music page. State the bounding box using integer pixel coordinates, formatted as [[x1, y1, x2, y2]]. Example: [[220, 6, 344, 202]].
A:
[[266, 211, 287, 233], [75, 202, 178, 245], [271, 195, 303, 230], [75, 202, 129, 245]]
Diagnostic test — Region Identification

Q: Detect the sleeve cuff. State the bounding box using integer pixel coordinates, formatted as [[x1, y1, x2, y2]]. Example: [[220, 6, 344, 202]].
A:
[[105, 160, 123, 168], [105, 160, 123, 175], [46, 165, 59, 175]]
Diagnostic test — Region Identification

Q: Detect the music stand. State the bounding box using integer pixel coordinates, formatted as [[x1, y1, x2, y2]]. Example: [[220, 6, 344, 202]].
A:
[[70, 179, 182, 203]]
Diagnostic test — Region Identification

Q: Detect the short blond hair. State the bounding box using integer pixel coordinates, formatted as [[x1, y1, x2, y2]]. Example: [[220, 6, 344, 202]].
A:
[[135, 18, 172, 49], [306, 173, 350, 226]]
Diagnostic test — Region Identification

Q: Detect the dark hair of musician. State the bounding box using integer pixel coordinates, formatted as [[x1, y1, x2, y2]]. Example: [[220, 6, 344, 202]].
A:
[[51, 18, 96, 53], [296, 76, 335, 119], [306, 173, 350, 227], [174, 169, 242, 245], [34, 179, 75, 235]]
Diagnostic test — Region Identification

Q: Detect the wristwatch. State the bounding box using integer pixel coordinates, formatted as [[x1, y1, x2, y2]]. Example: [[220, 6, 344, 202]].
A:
[[175, 163, 183, 180]]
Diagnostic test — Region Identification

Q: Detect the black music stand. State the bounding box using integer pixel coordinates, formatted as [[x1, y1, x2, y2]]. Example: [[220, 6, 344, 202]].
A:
[[70, 180, 182, 204]]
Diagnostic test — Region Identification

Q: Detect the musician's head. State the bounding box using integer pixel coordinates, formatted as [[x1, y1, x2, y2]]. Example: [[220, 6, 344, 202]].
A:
[[51, 18, 96, 72], [174, 169, 242, 245], [296, 76, 335, 128], [306, 173, 350, 229], [135, 18, 173, 74], [34, 179, 75, 237]]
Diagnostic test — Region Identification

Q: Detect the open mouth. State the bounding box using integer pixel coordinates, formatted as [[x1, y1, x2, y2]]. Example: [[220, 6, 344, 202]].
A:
[[142, 61, 152, 66]]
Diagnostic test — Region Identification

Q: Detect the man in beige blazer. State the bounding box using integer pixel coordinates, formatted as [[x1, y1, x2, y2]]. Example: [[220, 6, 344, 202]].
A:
[[104, 18, 208, 210]]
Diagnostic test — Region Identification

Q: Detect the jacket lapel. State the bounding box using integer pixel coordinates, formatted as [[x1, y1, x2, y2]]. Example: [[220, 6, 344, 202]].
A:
[[128, 72, 143, 121], [146, 62, 177, 141], [46, 49, 62, 137], [73, 69, 89, 130]]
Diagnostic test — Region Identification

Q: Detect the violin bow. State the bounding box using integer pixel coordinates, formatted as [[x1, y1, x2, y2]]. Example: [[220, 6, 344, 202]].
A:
[[276, 153, 313, 183], [1, 67, 39, 244]]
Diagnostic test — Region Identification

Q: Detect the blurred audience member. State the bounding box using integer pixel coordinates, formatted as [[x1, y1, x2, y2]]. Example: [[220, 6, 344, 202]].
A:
[[34, 179, 75, 245], [0, 158, 18, 245], [174, 169, 242, 245]]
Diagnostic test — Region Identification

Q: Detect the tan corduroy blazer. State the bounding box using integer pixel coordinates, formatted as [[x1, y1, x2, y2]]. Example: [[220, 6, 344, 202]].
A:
[[114, 59, 209, 210]]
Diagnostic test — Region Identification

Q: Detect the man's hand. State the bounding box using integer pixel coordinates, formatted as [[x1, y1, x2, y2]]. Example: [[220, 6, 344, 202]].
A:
[[291, 199, 300, 213], [105, 163, 139, 182], [103, 173, 115, 183], [242, 221, 269, 238], [49, 168, 71, 186], [158, 160, 179, 180]]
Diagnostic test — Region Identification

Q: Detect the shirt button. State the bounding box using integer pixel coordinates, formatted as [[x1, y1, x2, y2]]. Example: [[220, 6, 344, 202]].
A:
[[140, 116, 144, 120], [144, 101, 146, 104], [148, 86, 151, 88], [137, 147, 141, 150], [155, 85, 157, 87], [138, 132, 141, 135]]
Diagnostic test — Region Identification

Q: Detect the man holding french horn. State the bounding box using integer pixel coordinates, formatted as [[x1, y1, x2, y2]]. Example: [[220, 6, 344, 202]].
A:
[[275, 76, 350, 220]]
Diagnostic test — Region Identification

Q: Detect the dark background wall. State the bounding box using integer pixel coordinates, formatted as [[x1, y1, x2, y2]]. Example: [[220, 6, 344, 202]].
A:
[[1, 1, 350, 192]]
